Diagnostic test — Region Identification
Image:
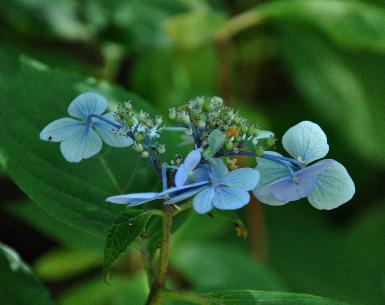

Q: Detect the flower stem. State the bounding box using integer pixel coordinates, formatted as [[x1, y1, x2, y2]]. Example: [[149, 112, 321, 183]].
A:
[[145, 204, 173, 305]]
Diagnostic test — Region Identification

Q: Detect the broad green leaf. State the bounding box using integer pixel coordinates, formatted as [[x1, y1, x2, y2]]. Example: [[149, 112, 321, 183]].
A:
[[170, 242, 287, 291], [259, 0, 385, 53], [278, 26, 385, 167], [103, 210, 151, 282], [208, 130, 226, 156], [59, 272, 148, 305], [34, 248, 101, 281], [0, 56, 157, 238], [207, 290, 349, 305], [0, 242, 53, 305], [7, 201, 104, 250]]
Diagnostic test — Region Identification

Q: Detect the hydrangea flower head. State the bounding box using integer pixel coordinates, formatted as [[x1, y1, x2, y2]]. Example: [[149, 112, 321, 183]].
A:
[[253, 121, 355, 209], [39, 92, 132, 162]]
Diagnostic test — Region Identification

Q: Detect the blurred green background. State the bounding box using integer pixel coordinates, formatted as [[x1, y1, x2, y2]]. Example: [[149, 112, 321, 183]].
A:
[[0, 0, 384, 305]]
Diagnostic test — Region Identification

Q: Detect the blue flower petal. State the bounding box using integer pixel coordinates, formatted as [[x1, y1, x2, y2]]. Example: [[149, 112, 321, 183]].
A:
[[106, 192, 161, 205], [307, 160, 355, 210], [160, 180, 210, 197], [259, 159, 334, 203], [282, 121, 329, 164], [93, 112, 133, 147], [212, 187, 250, 210], [39, 118, 83, 142], [68, 92, 107, 120], [60, 126, 102, 163], [252, 152, 291, 206], [193, 187, 215, 214], [191, 165, 210, 182], [164, 186, 207, 205], [209, 158, 229, 181], [219, 168, 260, 191], [175, 149, 201, 187]]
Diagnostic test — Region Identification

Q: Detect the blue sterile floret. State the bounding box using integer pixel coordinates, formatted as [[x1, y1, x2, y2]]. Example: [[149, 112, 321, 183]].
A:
[[252, 121, 355, 210], [39, 92, 132, 162], [106, 149, 260, 214]]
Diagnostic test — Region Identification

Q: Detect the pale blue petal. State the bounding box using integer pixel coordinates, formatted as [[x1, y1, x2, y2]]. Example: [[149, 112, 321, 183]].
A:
[[252, 152, 290, 206], [260, 159, 334, 203], [160, 180, 210, 197], [192, 187, 215, 214], [106, 192, 160, 205], [282, 121, 329, 163], [175, 166, 188, 187], [60, 126, 102, 163], [307, 160, 355, 210], [191, 165, 210, 182], [174, 149, 201, 187], [212, 187, 250, 210], [164, 186, 207, 205], [94, 112, 133, 147], [68, 92, 107, 119], [183, 149, 201, 171], [209, 158, 229, 181], [219, 168, 260, 191], [39, 118, 83, 142], [255, 130, 274, 140]]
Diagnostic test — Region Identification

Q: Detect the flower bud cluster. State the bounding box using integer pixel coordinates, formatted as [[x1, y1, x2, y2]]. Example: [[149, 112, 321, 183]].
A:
[[114, 101, 166, 159], [168, 96, 275, 156]]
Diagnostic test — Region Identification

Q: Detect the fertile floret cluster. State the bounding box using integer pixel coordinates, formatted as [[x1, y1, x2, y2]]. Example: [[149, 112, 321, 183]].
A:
[[168, 96, 275, 157], [114, 101, 166, 163]]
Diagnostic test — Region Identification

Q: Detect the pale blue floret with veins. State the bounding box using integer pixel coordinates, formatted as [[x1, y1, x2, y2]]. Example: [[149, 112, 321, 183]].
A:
[[252, 121, 355, 210], [106, 149, 260, 214], [39, 92, 133, 163]]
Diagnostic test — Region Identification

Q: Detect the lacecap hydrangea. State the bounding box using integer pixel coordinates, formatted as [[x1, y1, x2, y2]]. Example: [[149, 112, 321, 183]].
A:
[[40, 93, 355, 213]]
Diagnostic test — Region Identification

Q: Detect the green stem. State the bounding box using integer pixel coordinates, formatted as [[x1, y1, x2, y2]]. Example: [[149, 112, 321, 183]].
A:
[[160, 290, 214, 305], [215, 9, 264, 42], [145, 205, 174, 305]]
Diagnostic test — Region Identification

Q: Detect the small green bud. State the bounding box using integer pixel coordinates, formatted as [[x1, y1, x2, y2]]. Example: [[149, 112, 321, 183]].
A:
[[240, 124, 248, 134], [114, 114, 121, 122], [266, 137, 276, 147], [133, 143, 144, 153], [155, 115, 163, 126], [124, 101, 132, 111], [210, 96, 223, 108], [202, 101, 212, 112], [169, 107, 176, 120], [141, 151, 149, 158], [181, 112, 191, 125], [255, 145, 264, 157], [157, 144, 166, 154], [134, 132, 145, 143], [139, 110, 148, 123], [185, 128, 193, 136], [197, 120, 206, 129], [225, 140, 234, 151]]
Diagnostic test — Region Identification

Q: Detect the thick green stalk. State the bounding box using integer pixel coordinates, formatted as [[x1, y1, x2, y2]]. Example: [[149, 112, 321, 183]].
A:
[[145, 205, 173, 305]]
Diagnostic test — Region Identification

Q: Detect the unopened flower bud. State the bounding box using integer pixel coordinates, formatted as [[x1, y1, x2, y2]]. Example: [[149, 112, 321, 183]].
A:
[[185, 128, 193, 136], [155, 115, 163, 126], [133, 143, 144, 153], [225, 140, 234, 151], [157, 144, 166, 154], [169, 108, 176, 120], [139, 110, 148, 123], [197, 120, 206, 129], [114, 114, 121, 122], [134, 132, 145, 143], [266, 137, 276, 147], [124, 101, 132, 111], [210, 96, 223, 108], [255, 145, 264, 157], [141, 151, 149, 158]]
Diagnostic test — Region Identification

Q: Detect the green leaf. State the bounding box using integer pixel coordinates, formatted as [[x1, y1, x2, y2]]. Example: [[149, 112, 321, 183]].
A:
[[207, 290, 349, 305], [260, 0, 385, 53], [34, 248, 101, 281], [59, 272, 148, 305], [0, 56, 157, 238], [208, 130, 226, 156], [103, 210, 151, 282], [278, 26, 385, 166], [0, 242, 53, 305], [170, 243, 286, 291], [7, 201, 104, 250]]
